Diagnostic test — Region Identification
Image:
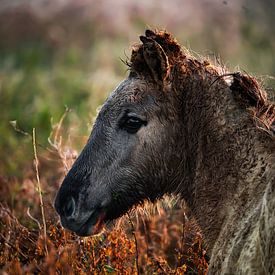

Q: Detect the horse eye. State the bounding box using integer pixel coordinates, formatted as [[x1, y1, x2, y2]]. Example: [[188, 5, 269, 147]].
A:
[[120, 116, 147, 134]]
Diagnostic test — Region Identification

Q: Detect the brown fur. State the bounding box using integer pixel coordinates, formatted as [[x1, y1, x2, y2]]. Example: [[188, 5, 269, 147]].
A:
[[129, 30, 275, 274], [130, 30, 274, 134], [55, 29, 275, 274]]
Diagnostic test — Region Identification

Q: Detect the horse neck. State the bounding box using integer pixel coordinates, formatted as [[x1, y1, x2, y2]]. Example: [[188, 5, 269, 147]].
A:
[[176, 73, 271, 252]]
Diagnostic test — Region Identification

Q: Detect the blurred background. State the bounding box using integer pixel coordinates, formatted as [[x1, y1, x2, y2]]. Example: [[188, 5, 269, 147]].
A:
[[0, 0, 274, 177]]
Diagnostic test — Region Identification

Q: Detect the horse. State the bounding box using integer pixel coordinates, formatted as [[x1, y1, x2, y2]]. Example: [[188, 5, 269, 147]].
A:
[[54, 29, 275, 274]]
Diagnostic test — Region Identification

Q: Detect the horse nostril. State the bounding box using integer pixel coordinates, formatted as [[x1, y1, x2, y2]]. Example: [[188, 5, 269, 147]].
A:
[[64, 197, 76, 218]]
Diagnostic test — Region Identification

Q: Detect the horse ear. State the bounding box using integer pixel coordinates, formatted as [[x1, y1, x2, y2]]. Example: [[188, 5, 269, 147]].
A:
[[145, 29, 156, 38], [139, 35, 170, 84]]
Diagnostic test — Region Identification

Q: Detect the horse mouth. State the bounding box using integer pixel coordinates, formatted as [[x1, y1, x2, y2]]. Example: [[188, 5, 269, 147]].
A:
[[74, 209, 106, 237]]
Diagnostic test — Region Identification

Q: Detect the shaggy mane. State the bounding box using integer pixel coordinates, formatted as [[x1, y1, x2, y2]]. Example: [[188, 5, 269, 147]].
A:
[[128, 29, 275, 134]]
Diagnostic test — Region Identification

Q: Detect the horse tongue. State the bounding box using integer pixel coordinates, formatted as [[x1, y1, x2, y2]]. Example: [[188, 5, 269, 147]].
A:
[[91, 212, 106, 235]]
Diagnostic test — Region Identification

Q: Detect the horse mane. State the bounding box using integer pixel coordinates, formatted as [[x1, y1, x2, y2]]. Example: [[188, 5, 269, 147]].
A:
[[128, 29, 275, 135]]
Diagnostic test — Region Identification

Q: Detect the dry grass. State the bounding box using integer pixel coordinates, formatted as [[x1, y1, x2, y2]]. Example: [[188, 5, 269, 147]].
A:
[[0, 120, 208, 274]]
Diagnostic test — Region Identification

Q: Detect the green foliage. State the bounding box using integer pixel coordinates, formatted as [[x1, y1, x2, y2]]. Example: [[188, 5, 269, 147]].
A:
[[0, 43, 122, 175]]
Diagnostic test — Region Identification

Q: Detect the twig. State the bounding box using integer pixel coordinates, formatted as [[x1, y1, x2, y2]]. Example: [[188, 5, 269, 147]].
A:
[[51, 106, 70, 146], [32, 128, 48, 256], [127, 213, 140, 275], [48, 107, 72, 173], [27, 207, 41, 230], [154, 259, 168, 273], [181, 212, 186, 261], [10, 121, 47, 150]]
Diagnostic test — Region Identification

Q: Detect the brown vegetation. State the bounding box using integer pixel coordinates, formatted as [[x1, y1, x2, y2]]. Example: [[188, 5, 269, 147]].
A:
[[0, 124, 208, 274]]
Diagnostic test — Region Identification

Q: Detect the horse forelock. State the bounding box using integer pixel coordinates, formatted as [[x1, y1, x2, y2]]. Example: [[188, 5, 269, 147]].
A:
[[128, 29, 183, 77], [127, 29, 275, 135]]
